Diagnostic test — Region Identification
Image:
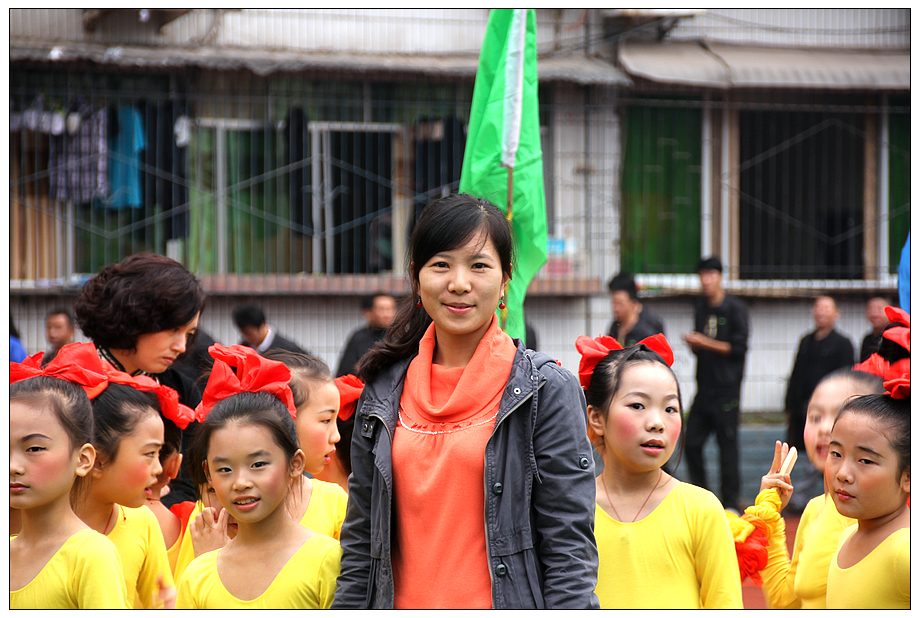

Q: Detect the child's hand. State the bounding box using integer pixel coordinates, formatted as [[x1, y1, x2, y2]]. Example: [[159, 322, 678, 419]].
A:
[[190, 506, 230, 556], [760, 440, 795, 512], [156, 575, 176, 609]]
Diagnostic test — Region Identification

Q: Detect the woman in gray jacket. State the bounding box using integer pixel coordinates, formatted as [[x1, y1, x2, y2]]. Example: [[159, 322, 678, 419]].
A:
[[332, 194, 598, 609]]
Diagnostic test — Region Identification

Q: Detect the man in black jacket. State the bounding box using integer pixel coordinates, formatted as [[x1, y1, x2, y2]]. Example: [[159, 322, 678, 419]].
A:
[[232, 303, 308, 356], [336, 292, 396, 376], [683, 256, 749, 512], [606, 272, 665, 345], [784, 295, 855, 451]]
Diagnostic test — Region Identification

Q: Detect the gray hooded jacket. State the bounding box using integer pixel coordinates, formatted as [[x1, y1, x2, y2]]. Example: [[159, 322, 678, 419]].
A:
[[332, 343, 599, 609]]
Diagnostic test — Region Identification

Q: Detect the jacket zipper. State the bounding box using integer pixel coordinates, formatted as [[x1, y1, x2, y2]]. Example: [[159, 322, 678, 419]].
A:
[[483, 380, 545, 605]]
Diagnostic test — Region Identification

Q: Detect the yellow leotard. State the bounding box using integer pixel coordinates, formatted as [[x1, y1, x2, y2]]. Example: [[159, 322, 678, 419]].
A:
[[760, 492, 855, 609], [10, 528, 130, 609], [172, 478, 348, 580], [594, 481, 742, 608], [176, 533, 341, 608], [826, 525, 909, 609], [107, 504, 175, 608]]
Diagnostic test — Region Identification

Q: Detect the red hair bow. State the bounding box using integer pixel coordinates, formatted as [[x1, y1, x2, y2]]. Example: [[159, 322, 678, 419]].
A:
[[852, 305, 910, 399], [575, 333, 674, 389], [195, 344, 296, 423], [10, 342, 109, 399], [105, 369, 195, 430], [335, 374, 365, 422]]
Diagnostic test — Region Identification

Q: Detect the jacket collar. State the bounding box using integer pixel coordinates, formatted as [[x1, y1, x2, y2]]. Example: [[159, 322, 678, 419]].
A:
[[359, 340, 542, 433]]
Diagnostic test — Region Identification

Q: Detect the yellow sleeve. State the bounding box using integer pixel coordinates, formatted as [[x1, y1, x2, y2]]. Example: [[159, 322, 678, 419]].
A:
[[171, 501, 205, 581], [304, 480, 349, 540], [758, 493, 813, 610], [315, 538, 343, 609], [693, 490, 743, 608], [135, 508, 176, 608], [72, 533, 131, 609]]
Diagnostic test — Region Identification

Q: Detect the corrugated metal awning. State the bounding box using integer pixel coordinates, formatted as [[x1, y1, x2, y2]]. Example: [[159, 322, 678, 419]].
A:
[[10, 40, 631, 86], [619, 40, 909, 90]]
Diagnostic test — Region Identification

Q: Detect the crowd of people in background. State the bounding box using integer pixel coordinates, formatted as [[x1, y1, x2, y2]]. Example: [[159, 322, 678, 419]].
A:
[[9, 193, 909, 609]]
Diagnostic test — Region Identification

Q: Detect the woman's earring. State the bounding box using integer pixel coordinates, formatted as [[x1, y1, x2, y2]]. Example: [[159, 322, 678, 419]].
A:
[[498, 296, 506, 310], [416, 296, 423, 308]]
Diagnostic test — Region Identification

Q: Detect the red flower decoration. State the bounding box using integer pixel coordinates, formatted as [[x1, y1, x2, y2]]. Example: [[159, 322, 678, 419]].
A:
[[335, 374, 365, 422], [736, 520, 770, 585], [853, 353, 889, 377], [575, 333, 674, 389], [10, 341, 109, 399], [884, 305, 910, 329], [853, 305, 910, 400], [104, 369, 195, 430], [195, 344, 296, 423]]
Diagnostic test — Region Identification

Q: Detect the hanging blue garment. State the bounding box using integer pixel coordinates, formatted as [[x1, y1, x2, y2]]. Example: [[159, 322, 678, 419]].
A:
[[10, 336, 27, 363], [898, 232, 910, 314], [107, 105, 146, 209]]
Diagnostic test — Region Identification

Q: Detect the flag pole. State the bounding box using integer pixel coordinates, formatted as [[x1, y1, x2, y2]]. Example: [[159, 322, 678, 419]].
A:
[[506, 165, 514, 222], [501, 165, 514, 330]]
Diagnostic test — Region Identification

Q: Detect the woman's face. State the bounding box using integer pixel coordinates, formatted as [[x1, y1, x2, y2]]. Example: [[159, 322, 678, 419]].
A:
[[417, 230, 508, 345], [121, 313, 200, 374]]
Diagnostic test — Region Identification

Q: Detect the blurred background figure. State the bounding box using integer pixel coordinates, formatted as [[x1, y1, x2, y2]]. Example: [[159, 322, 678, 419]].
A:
[[41, 307, 75, 365], [233, 303, 308, 356], [336, 292, 397, 376], [782, 295, 854, 514], [858, 295, 891, 362], [783, 296, 854, 453], [606, 271, 665, 345], [683, 256, 749, 513], [10, 316, 27, 362]]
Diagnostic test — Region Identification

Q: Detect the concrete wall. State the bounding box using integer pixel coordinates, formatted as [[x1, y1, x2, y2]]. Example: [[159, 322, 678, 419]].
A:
[[667, 8, 909, 49], [10, 9, 589, 54]]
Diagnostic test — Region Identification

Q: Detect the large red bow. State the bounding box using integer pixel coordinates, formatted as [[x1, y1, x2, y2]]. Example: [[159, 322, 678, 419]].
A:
[[195, 344, 296, 423], [105, 369, 195, 430], [335, 374, 365, 422], [852, 305, 910, 399], [575, 333, 674, 390], [10, 342, 109, 399]]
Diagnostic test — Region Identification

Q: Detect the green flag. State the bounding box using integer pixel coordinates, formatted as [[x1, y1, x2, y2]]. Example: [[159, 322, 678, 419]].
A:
[[460, 8, 547, 344]]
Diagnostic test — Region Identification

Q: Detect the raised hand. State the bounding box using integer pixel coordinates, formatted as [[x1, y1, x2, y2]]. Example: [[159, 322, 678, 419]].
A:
[[759, 440, 796, 512], [190, 506, 231, 556]]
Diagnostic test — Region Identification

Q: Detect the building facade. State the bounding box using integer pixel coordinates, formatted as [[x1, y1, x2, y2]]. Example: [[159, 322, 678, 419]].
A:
[[9, 9, 909, 411]]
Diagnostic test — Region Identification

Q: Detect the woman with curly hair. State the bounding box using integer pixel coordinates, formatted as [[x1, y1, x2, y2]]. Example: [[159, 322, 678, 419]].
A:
[[74, 252, 206, 506]]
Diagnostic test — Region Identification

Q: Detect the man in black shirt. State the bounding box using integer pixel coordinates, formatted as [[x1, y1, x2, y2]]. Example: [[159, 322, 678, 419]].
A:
[[606, 272, 665, 345], [336, 292, 397, 376], [858, 295, 890, 362], [682, 256, 749, 512], [784, 295, 855, 452]]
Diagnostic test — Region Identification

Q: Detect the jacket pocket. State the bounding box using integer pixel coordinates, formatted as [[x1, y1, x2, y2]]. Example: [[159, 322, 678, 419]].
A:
[[490, 527, 533, 556]]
